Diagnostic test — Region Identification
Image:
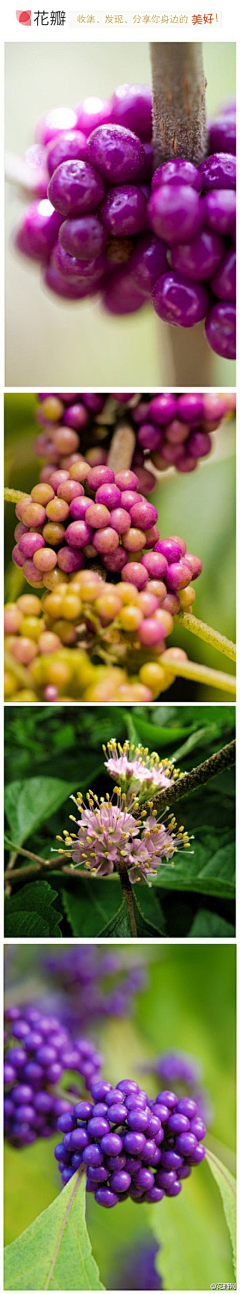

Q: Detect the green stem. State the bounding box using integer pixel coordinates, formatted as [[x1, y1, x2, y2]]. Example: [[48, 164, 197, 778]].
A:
[[117, 860, 137, 937], [160, 652, 236, 696], [4, 487, 30, 503], [176, 611, 236, 661]]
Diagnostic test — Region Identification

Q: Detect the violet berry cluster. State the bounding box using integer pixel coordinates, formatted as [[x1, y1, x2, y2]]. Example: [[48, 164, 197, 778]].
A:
[[14, 88, 236, 359], [54, 1077, 206, 1205], [34, 390, 236, 484], [43, 947, 147, 1032], [144, 1050, 213, 1128], [4, 1005, 102, 1149]]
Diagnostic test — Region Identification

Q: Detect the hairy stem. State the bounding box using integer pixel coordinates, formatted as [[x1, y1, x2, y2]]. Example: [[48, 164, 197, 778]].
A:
[[146, 739, 235, 814], [176, 612, 236, 661], [117, 860, 137, 936], [150, 41, 207, 167], [107, 421, 136, 473], [160, 652, 236, 695], [4, 487, 30, 503]]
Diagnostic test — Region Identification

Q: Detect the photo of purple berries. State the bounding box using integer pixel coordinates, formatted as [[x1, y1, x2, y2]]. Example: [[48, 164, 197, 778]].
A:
[[5, 42, 235, 385], [4, 392, 236, 702], [4, 944, 236, 1290]]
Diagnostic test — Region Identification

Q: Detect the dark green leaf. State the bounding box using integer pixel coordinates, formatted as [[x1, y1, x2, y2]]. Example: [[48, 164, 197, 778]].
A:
[[100, 899, 132, 937], [4, 1171, 104, 1291], [133, 888, 165, 936], [206, 1149, 236, 1273], [4, 777, 75, 846], [61, 877, 122, 936], [154, 835, 235, 899], [188, 910, 235, 938], [4, 883, 62, 938]]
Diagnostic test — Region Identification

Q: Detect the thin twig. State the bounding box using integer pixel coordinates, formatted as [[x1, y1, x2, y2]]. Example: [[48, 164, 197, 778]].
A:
[[107, 421, 136, 473], [160, 653, 236, 695], [176, 612, 236, 662], [145, 739, 236, 815]]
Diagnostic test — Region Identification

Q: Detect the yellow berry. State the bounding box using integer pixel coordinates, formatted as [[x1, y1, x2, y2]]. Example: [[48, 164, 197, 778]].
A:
[[119, 605, 142, 631]]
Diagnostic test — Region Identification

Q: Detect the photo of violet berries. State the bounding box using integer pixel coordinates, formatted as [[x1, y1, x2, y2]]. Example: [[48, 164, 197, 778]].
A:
[[4, 945, 236, 1291], [5, 42, 235, 385]]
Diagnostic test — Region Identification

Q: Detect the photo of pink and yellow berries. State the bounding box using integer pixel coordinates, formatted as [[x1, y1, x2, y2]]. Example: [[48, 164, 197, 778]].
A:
[[14, 88, 236, 359], [54, 1077, 206, 1205], [34, 391, 236, 483]]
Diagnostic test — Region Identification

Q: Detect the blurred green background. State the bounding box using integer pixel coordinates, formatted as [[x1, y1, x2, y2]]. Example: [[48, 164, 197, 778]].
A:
[[4, 394, 236, 701], [5, 42, 236, 386], [4, 944, 236, 1290]]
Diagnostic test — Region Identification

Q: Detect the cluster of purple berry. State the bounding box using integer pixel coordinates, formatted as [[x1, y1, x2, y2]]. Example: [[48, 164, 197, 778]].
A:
[[145, 1050, 213, 1129], [43, 947, 147, 1031], [54, 1077, 206, 1205], [4, 1006, 102, 1148], [34, 390, 236, 484], [14, 88, 236, 359]]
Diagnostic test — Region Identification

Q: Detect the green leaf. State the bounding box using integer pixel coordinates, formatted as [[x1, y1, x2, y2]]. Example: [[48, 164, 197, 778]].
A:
[[4, 777, 75, 846], [133, 888, 165, 936], [206, 1149, 236, 1274], [150, 1159, 235, 1291], [100, 898, 132, 937], [4, 1171, 104, 1291], [126, 713, 190, 748], [4, 882, 62, 938], [61, 876, 122, 936], [172, 724, 218, 761], [188, 910, 235, 938], [154, 835, 235, 899]]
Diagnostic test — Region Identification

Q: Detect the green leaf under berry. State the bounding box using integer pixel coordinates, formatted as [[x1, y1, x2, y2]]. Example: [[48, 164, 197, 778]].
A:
[[150, 1158, 235, 1291], [4, 1170, 105, 1291], [205, 1149, 236, 1273]]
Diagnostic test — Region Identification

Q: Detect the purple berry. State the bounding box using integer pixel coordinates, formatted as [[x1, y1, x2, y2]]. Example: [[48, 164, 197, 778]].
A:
[[148, 183, 202, 244], [152, 272, 209, 327], [87, 124, 144, 183], [48, 160, 105, 217]]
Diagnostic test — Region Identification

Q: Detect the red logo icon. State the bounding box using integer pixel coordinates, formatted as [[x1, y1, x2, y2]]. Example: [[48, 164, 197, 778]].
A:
[[16, 10, 32, 23]]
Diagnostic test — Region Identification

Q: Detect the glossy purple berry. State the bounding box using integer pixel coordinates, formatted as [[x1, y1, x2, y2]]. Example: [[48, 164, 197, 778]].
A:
[[151, 159, 202, 193], [59, 215, 107, 260], [48, 160, 105, 217], [87, 124, 144, 183], [152, 272, 209, 327], [100, 185, 147, 237], [148, 183, 202, 244]]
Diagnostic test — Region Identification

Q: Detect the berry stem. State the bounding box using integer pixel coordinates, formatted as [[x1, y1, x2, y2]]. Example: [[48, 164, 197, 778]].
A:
[[160, 652, 236, 695], [150, 43, 212, 384], [107, 421, 136, 473], [176, 612, 236, 661], [167, 322, 213, 387], [116, 858, 137, 937], [150, 41, 207, 167], [146, 738, 236, 813], [4, 487, 30, 503]]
